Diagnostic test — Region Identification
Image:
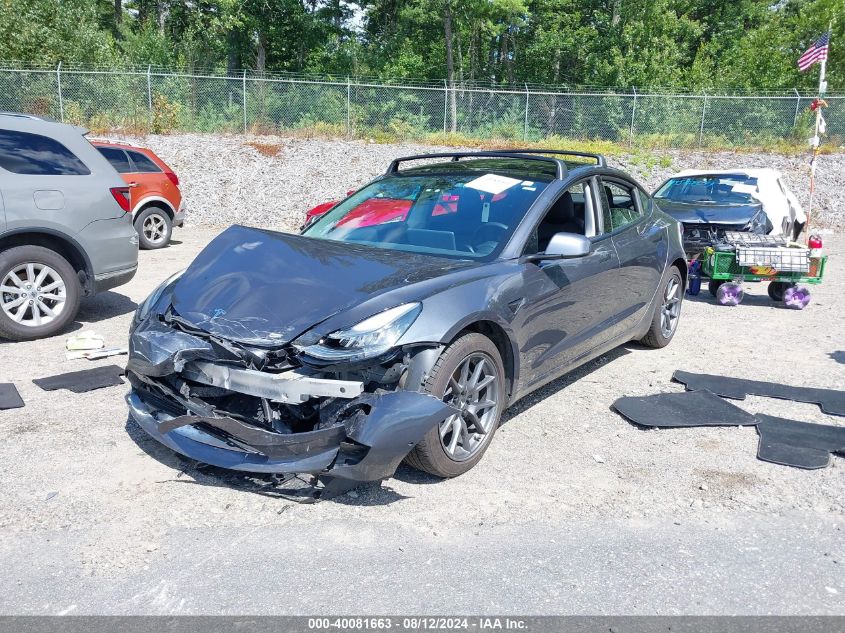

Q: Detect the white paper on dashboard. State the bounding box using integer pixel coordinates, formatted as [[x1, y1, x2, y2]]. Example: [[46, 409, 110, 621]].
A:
[[731, 184, 758, 195], [465, 174, 521, 195]]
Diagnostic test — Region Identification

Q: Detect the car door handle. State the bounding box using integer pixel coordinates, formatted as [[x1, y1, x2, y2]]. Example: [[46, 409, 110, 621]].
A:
[[592, 251, 612, 262]]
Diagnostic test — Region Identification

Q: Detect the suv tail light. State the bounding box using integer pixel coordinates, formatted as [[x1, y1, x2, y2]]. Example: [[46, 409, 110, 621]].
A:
[[166, 172, 179, 187], [110, 187, 131, 212]]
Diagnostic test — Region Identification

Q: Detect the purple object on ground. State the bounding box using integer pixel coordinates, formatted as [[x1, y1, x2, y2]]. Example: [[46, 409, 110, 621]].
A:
[[716, 282, 744, 306], [783, 285, 811, 309]]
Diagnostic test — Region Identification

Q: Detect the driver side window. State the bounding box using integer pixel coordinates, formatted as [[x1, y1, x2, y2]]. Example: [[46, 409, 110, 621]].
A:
[[528, 180, 592, 254]]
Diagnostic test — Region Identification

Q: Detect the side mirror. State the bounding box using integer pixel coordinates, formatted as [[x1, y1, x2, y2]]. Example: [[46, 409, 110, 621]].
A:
[[527, 232, 591, 261]]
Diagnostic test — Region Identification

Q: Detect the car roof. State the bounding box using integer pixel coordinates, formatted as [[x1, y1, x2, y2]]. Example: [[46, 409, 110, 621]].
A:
[[0, 111, 88, 135], [90, 138, 146, 150], [671, 168, 782, 179], [389, 150, 606, 181]]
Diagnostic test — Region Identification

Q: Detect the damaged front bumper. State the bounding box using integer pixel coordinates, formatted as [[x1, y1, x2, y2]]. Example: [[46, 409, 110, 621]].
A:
[[126, 316, 456, 497], [128, 387, 455, 497]]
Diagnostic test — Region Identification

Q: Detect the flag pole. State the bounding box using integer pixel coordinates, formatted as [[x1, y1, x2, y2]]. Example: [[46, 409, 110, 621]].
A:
[[806, 55, 825, 243], [806, 24, 831, 243]]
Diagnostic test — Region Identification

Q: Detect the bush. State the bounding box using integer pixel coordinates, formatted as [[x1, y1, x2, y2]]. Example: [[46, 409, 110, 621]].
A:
[[152, 93, 180, 134]]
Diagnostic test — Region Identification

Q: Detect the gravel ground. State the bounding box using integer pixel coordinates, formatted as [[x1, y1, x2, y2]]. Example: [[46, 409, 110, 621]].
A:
[[0, 228, 843, 614], [102, 134, 845, 232]]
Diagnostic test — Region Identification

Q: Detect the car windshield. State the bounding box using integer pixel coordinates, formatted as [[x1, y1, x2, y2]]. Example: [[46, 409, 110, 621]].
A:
[[655, 175, 759, 204], [302, 160, 553, 260]]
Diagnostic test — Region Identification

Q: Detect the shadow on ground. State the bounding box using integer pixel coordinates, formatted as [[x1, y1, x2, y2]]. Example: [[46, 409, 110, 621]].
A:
[[76, 291, 138, 323]]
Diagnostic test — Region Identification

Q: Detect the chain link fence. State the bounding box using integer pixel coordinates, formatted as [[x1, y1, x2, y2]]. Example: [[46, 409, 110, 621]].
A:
[[0, 64, 842, 149]]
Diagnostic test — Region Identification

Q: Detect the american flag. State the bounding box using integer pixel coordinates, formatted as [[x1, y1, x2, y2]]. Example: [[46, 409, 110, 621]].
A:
[[798, 32, 830, 71]]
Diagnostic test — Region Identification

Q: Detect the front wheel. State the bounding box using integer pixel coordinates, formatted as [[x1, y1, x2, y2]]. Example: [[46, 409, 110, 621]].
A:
[[708, 279, 725, 297], [640, 265, 683, 348], [404, 332, 505, 478]]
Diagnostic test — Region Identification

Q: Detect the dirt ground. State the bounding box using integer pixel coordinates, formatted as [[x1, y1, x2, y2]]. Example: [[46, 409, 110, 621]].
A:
[[0, 227, 842, 613]]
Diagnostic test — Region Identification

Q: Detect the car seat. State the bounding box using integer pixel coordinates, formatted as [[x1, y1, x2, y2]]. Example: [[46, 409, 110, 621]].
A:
[[537, 192, 583, 250]]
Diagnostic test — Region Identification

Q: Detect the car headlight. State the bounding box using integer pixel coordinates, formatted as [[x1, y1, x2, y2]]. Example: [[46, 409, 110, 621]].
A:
[[295, 302, 422, 362], [746, 211, 772, 234], [134, 270, 185, 324]]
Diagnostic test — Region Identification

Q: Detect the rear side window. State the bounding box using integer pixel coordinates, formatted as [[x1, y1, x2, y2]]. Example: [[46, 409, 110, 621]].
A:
[[599, 180, 641, 232], [97, 147, 131, 173], [127, 150, 161, 173], [0, 129, 90, 175]]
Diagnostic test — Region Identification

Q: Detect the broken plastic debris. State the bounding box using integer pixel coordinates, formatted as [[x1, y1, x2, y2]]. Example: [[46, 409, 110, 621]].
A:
[[66, 347, 128, 361], [66, 331, 104, 351]]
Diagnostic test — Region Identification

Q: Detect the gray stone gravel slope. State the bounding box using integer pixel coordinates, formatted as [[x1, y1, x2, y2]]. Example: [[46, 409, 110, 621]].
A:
[[107, 134, 845, 232]]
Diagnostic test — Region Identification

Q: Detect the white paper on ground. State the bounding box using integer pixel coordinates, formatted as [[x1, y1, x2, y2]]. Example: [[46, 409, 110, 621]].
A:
[[464, 173, 521, 195], [65, 331, 104, 351]]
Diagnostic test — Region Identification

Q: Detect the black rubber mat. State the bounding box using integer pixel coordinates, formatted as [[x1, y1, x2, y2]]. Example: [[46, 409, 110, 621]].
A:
[[756, 414, 845, 469], [0, 383, 24, 409], [32, 365, 125, 393], [613, 389, 758, 428], [673, 370, 845, 417]]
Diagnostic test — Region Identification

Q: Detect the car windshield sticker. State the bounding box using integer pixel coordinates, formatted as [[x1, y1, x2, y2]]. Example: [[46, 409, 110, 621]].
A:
[[731, 184, 757, 195], [465, 174, 521, 195]]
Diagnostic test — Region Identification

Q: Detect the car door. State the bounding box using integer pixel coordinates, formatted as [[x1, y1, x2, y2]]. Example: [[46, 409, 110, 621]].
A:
[[599, 178, 666, 337], [124, 149, 165, 211], [515, 178, 622, 387]]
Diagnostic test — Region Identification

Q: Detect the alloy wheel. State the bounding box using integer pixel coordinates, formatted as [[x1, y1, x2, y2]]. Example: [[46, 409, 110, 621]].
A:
[[143, 213, 168, 245], [0, 262, 67, 327], [660, 276, 682, 337], [439, 352, 500, 462]]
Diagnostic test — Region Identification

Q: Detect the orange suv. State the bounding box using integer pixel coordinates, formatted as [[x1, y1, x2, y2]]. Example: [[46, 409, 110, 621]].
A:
[[92, 139, 185, 249]]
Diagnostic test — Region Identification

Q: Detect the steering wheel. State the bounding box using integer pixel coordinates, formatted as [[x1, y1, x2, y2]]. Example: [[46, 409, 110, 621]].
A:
[[471, 222, 509, 246]]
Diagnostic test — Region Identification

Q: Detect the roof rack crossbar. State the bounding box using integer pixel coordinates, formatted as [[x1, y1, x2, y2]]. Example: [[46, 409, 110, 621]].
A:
[[386, 151, 567, 178], [491, 149, 606, 166]]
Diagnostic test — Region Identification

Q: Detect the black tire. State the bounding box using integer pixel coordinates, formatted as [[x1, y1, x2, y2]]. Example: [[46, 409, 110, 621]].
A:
[[135, 206, 172, 250], [0, 246, 81, 341], [768, 281, 790, 302], [708, 279, 725, 297], [640, 265, 683, 349], [404, 332, 506, 478]]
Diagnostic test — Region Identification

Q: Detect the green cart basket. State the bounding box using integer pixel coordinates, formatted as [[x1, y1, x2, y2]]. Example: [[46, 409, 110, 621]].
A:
[[700, 232, 827, 308]]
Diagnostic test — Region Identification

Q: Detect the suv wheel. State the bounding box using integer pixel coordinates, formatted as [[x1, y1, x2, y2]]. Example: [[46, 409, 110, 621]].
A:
[[0, 246, 81, 341], [135, 206, 172, 250], [405, 332, 505, 478]]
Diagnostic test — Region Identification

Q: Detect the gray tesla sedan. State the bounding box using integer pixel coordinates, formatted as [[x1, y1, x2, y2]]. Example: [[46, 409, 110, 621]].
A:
[[127, 150, 686, 497]]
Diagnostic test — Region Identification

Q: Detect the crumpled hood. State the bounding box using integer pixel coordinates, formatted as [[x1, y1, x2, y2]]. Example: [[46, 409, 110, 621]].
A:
[[655, 200, 762, 226], [170, 225, 473, 344]]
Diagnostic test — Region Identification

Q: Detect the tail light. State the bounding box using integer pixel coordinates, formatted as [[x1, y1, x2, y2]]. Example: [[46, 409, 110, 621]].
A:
[[808, 235, 823, 249], [166, 172, 179, 187], [110, 187, 131, 212]]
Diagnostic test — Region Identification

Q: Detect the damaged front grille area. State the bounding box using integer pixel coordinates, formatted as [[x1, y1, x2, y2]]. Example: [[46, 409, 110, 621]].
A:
[[127, 311, 458, 497]]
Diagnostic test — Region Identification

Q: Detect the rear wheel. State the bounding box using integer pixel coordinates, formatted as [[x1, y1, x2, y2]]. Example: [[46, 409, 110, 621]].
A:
[[405, 332, 505, 477], [767, 281, 790, 302], [0, 246, 81, 341], [640, 265, 683, 349], [135, 206, 172, 250]]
